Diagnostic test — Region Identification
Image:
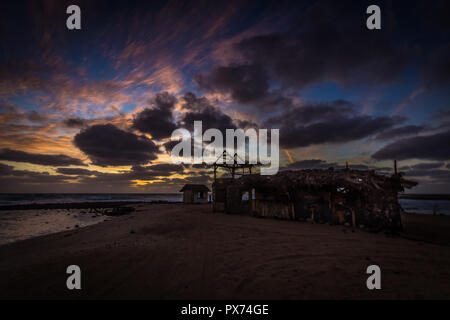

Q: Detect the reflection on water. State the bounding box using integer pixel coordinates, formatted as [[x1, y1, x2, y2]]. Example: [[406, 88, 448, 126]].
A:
[[0, 208, 109, 245]]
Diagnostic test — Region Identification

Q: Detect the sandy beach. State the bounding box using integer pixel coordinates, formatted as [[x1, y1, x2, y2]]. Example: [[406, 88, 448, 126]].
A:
[[0, 203, 449, 300]]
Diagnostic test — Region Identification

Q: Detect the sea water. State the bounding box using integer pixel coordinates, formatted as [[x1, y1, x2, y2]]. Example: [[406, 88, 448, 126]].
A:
[[0, 193, 183, 207], [399, 198, 450, 215]]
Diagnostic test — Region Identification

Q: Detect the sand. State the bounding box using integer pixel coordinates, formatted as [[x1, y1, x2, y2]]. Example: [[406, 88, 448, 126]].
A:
[[0, 203, 449, 299]]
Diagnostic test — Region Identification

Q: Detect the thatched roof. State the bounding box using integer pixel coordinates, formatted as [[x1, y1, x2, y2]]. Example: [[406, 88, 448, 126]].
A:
[[180, 184, 210, 192], [234, 169, 417, 194]]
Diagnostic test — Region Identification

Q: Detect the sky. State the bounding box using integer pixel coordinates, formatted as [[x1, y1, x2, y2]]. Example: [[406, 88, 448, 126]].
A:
[[0, 0, 449, 193]]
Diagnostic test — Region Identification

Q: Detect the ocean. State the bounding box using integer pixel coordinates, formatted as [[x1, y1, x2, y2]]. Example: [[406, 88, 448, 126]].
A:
[[398, 198, 450, 215], [0, 193, 183, 206]]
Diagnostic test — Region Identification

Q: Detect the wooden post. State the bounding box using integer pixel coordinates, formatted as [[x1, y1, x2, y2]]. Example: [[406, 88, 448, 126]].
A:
[[394, 160, 398, 175], [351, 209, 356, 228]]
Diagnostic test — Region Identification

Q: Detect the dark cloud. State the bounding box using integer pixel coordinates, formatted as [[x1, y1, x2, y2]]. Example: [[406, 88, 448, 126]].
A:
[[132, 92, 178, 140], [433, 109, 450, 130], [283, 159, 388, 173], [243, 0, 411, 88], [286, 159, 339, 170], [198, 0, 411, 106], [0, 102, 18, 113], [180, 92, 236, 133], [410, 162, 444, 170], [397, 162, 450, 184], [162, 140, 180, 154], [189, 163, 211, 170], [168, 173, 213, 186], [235, 119, 259, 129], [374, 125, 426, 141], [195, 1, 416, 110], [196, 64, 269, 104], [195, 64, 291, 110], [403, 169, 450, 183], [26, 110, 47, 123], [400, 162, 450, 186], [147, 163, 184, 174], [0, 163, 15, 175], [126, 164, 184, 179], [372, 130, 450, 161], [0, 148, 85, 166], [78, 163, 185, 184], [265, 101, 404, 148], [63, 117, 87, 128], [266, 100, 354, 127], [0, 164, 77, 188], [74, 124, 159, 167], [56, 168, 99, 176]]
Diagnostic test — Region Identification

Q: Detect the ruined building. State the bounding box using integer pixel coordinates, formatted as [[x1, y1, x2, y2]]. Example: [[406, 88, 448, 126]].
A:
[[212, 158, 417, 232]]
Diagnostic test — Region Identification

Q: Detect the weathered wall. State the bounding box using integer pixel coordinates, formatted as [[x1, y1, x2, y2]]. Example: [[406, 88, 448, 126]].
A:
[[183, 190, 193, 204], [252, 200, 294, 220]]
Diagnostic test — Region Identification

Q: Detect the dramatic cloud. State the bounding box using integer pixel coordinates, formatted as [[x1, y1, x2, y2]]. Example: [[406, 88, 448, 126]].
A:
[[77, 163, 186, 184], [398, 162, 450, 185], [0, 148, 85, 166], [410, 162, 445, 170], [147, 163, 185, 174], [0, 0, 448, 193], [372, 130, 450, 161], [132, 92, 178, 140], [74, 124, 159, 166], [403, 169, 450, 184], [374, 125, 426, 141], [180, 92, 237, 133], [285, 159, 339, 170], [0, 163, 77, 188], [283, 159, 390, 173], [56, 168, 99, 176], [265, 101, 403, 148], [63, 118, 87, 128], [248, 1, 411, 87], [196, 64, 269, 104], [195, 64, 291, 110], [26, 111, 47, 123], [197, 0, 411, 108], [0, 163, 15, 175]]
